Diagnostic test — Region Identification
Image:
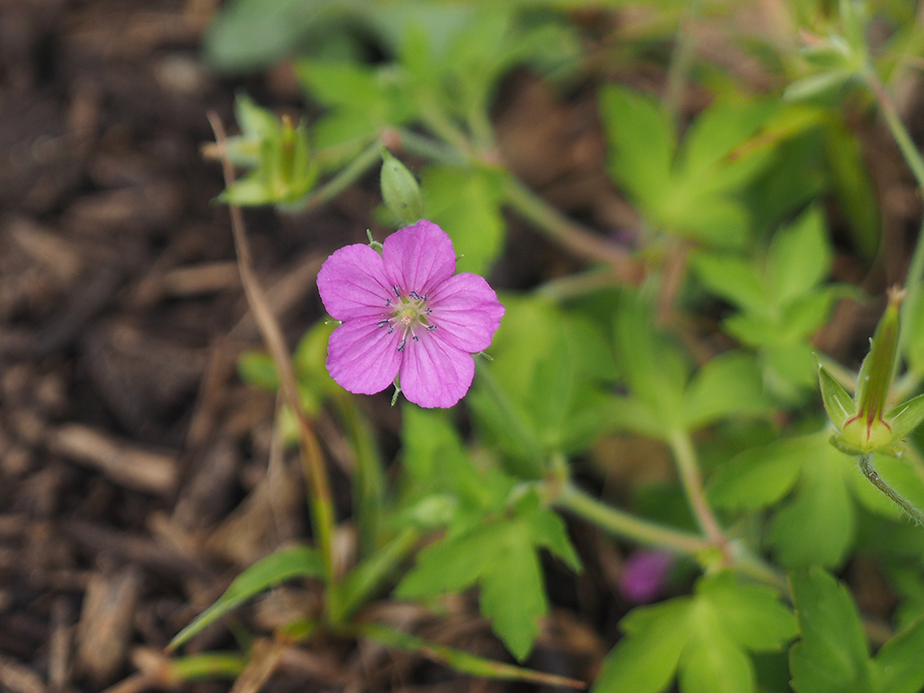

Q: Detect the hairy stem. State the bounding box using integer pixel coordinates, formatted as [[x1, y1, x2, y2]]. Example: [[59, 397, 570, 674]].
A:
[[858, 453, 924, 525]]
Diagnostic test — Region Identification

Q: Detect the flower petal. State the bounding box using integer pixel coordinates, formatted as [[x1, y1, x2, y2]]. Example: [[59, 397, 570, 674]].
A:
[[382, 221, 456, 296], [327, 319, 402, 396], [400, 333, 474, 408], [317, 244, 393, 321], [428, 273, 505, 353]]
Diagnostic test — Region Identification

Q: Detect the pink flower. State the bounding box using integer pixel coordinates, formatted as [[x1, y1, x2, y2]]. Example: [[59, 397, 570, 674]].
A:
[[317, 220, 504, 408]]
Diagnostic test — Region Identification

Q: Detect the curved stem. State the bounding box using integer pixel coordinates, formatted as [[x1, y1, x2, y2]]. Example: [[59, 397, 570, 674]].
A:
[[667, 430, 726, 547], [555, 481, 711, 555], [664, 0, 702, 125], [303, 138, 383, 211], [858, 453, 924, 525], [503, 177, 644, 284]]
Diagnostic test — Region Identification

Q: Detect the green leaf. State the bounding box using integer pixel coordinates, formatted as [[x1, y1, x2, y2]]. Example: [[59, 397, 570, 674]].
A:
[[361, 623, 585, 689], [707, 437, 807, 511], [682, 351, 772, 430], [679, 626, 754, 693], [521, 502, 582, 572], [395, 522, 506, 599], [592, 598, 692, 693], [789, 567, 874, 693], [697, 572, 797, 652], [238, 350, 279, 391], [421, 165, 506, 276], [479, 522, 547, 661], [872, 614, 924, 693], [766, 206, 831, 305], [768, 442, 855, 568], [613, 292, 688, 432], [168, 546, 324, 650], [679, 99, 775, 177], [599, 85, 674, 207], [692, 253, 767, 313]]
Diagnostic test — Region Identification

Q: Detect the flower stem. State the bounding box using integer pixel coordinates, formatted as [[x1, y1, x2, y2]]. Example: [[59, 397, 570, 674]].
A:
[[555, 481, 711, 555], [858, 453, 924, 525], [667, 430, 726, 547], [663, 0, 701, 125], [502, 177, 644, 284], [303, 139, 384, 211]]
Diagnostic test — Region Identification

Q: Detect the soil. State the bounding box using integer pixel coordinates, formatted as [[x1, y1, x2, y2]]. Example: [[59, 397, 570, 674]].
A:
[[1, 2, 921, 693]]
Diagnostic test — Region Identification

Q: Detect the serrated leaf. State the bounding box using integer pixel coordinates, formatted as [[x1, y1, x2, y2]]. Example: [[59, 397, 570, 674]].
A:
[[592, 598, 692, 693], [395, 522, 506, 599], [707, 437, 806, 511], [682, 351, 772, 430], [789, 567, 874, 693], [768, 443, 855, 568], [767, 206, 831, 305], [696, 572, 797, 652], [522, 504, 582, 572], [679, 99, 775, 177], [692, 253, 766, 313], [599, 85, 674, 207], [168, 546, 324, 650], [479, 523, 547, 661]]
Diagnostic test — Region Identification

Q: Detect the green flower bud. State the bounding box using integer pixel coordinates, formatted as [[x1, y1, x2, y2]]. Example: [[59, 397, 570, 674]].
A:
[[380, 148, 424, 227], [819, 287, 924, 456]]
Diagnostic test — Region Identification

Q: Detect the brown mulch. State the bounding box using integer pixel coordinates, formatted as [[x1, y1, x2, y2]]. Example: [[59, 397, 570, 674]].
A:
[[0, 2, 626, 692], [4, 2, 922, 693]]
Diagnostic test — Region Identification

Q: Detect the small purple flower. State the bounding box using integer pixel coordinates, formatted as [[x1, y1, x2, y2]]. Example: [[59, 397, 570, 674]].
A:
[[317, 220, 505, 408], [619, 550, 675, 604]]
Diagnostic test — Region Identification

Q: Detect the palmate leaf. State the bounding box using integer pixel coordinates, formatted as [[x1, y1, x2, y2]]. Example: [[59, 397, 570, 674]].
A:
[[396, 505, 580, 662], [594, 572, 795, 693]]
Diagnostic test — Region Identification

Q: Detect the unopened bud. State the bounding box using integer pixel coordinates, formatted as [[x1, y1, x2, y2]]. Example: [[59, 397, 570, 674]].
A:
[[380, 148, 424, 227]]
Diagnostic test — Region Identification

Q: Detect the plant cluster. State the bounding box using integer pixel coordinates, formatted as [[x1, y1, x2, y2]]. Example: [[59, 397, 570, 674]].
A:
[[160, 1, 924, 691]]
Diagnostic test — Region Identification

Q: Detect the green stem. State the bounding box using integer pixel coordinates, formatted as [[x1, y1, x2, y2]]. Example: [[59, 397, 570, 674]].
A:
[[668, 430, 726, 546], [502, 177, 643, 284], [395, 129, 467, 165], [303, 138, 383, 211], [858, 453, 924, 525], [663, 0, 702, 125], [555, 481, 710, 555]]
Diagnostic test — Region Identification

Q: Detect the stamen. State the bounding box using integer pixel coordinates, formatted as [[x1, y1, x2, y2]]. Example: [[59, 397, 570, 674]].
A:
[[427, 325, 437, 331], [377, 320, 389, 328], [393, 285, 400, 297], [410, 291, 421, 300], [397, 339, 406, 352]]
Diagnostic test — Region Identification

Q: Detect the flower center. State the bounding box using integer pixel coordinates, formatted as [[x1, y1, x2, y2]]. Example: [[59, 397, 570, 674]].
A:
[[377, 286, 438, 351]]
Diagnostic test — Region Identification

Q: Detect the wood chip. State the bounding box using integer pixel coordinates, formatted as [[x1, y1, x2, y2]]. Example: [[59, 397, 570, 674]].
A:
[[48, 424, 178, 495], [76, 565, 142, 684], [0, 654, 47, 693]]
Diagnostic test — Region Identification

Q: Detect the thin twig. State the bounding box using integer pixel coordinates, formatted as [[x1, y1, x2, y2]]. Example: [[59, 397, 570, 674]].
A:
[[207, 112, 336, 589]]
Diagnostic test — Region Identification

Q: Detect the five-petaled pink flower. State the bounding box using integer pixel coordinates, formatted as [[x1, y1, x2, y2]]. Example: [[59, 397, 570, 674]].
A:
[[317, 220, 504, 408]]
